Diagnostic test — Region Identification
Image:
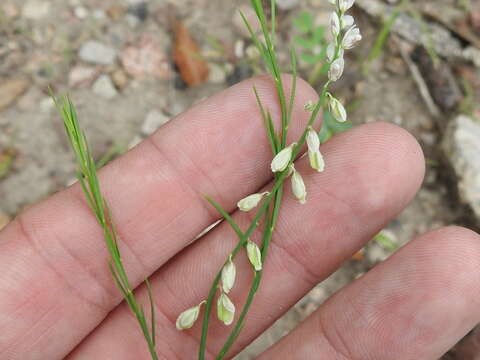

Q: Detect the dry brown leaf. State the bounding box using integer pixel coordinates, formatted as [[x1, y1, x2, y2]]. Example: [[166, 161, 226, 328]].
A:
[[351, 250, 364, 261], [173, 20, 209, 87]]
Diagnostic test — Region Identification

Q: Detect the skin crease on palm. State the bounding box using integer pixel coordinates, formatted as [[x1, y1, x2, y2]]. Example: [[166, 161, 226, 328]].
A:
[[0, 75, 480, 360]]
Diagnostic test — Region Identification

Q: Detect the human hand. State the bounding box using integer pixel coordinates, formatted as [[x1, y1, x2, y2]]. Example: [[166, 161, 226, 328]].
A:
[[1, 76, 479, 360]]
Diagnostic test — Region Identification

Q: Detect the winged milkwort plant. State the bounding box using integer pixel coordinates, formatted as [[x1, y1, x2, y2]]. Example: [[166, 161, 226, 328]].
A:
[[176, 1, 362, 359], [54, 0, 360, 359]]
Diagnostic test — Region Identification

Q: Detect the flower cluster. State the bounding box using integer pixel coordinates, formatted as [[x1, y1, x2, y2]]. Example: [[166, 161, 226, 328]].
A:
[[175, 0, 362, 337], [176, 254, 240, 329], [327, 0, 362, 123]]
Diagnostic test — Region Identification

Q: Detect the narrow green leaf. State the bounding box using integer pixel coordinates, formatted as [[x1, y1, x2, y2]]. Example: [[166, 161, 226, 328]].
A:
[[204, 196, 245, 241]]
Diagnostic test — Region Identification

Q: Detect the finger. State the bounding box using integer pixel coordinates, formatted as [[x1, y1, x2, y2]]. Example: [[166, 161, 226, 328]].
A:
[[258, 226, 480, 360], [0, 75, 317, 360], [68, 122, 425, 359]]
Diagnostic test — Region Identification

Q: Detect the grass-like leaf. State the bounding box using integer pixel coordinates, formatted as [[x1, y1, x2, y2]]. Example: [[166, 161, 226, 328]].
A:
[[52, 94, 159, 360]]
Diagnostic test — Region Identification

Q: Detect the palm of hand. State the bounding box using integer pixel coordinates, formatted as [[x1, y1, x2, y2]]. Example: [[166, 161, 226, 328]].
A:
[[0, 77, 479, 360]]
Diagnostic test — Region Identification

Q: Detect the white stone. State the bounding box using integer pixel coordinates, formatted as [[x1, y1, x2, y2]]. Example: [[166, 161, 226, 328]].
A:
[[128, 135, 142, 150], [74, 6, 89, 19], [141, 110, 169, 135], [68, 66, 97, 87], [92, 75, 118, 99], [443, 115, 480, 219], [92, 9, 106, 19], [39, 97, 54, 113], [78, 41, 116, 65], [23, 0, 50, 19], [208, 63, 226, 84]]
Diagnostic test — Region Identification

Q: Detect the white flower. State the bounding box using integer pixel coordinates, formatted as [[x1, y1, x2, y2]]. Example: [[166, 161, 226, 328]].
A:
[[217, 293, 235, 326], [306, 128, 320, 154], [309, 150, 325, 172], [330, 12, 341, 38], [246, 241, 262, 271], [221, 256, 236, 294], [291, 169, 307, 204], [271, 143, 296, 173], [342, 26, 362, 49], [329, 95, 347, 123], [327, 44, 344, 63], [237, 192, 269, 212], [306, 128, 325, 172], [342, 15, 354, 29], [326, 43, 336, 63], [339, 0, 355, 12], [176, 301, 205, 330], [328, 58, 344, 82]]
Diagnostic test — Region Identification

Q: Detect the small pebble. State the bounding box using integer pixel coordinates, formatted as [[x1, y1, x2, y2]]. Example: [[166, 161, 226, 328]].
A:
[[111, 69, 129, 90], [39, 97, 54, 113], [141, 110, 169, 135], [106, 4, 125, 20], [234, 40, 245, 59], [0, 78, 30, 111], [92, 75, 118, 99], [208, 63, 226, 84], [1, 3, 19, 18], [23, 0, 50, 19], [68, 66, 97, 87], [74, 6, 88, 19], [79, 41, 117, 65]]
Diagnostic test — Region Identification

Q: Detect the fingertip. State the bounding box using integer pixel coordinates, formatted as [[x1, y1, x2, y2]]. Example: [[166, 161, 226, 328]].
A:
[[413, 226, 480, 293], [319, 121, 425, 220]]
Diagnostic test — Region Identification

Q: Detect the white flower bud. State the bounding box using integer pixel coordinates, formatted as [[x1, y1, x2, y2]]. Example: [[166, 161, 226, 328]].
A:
[[339, 0, 355, 12], [291, 169, 307, 205], [217, 292, 235, 326], [237, 192, 269, 212], [271, 143, 296, 173], [328, 58, 344, 82], [330, 12, 340, 38], [328, 0, 337, 5], [306, 128, 325, 172], [342, 26, 362, 49], [246, 241, 262, 271], [309, 150, 325, 172], [329, 96, 347, 123], [306, 128, 320, 153], [342, 15, 354, 29], [221, 256, 236, 294], [176, 301, 205, 330], [326, 43, 336, 63], [327, 43, 344, 63]]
